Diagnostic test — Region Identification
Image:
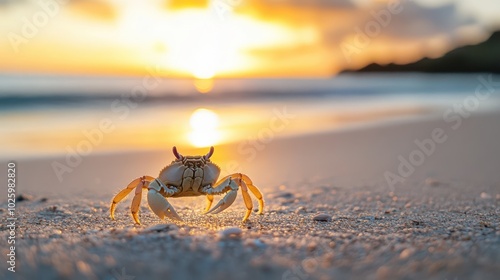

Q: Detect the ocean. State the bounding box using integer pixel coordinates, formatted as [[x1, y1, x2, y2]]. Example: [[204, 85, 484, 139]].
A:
[[1, 73, 499, 160]]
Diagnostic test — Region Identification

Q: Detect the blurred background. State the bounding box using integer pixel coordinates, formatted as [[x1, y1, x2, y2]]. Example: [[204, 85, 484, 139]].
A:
[[0, 0, 500, 166], [3, 4, 500, 280]]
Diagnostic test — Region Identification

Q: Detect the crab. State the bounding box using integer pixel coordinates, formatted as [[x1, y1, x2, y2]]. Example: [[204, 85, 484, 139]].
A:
[[110, 146, 264, 224]]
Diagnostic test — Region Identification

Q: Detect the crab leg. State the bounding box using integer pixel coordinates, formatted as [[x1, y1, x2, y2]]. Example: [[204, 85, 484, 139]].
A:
[[216, 173, 265, 215], [205, 177, 239, 215], [238, 174, 264, 215], [203, 174, 264, 221], [204, 195, 214, 213], [110, 176, 155, 221], [147, 179, 182, 222], [239, 180, 254, 221], [131, 180, 152, 224]]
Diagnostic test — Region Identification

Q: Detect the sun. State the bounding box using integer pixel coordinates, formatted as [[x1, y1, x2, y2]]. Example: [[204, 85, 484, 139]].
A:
[[112, 5, 320, 78], [173, 28, 221, 79], [157, 9, 314, 78], [188, 108, 221, 147], [164, 11, 234, 79]]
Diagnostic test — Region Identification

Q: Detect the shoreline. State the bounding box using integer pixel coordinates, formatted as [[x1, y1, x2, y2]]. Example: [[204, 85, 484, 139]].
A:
[[1, 109, 499, 196]]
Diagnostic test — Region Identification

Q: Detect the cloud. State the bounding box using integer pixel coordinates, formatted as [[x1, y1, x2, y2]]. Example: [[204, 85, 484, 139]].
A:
[[0, 0, 498, 76], [67, 0, 117, 22], [264, 0, 356, 9], [381, 2, 477, 38], [0, 0, 26, 7], [243, 0, 493, 71], [0, 0, 116, 21]]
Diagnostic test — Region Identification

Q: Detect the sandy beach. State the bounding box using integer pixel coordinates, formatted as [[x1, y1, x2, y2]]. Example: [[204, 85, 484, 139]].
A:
[[1, 109, 499, 280]]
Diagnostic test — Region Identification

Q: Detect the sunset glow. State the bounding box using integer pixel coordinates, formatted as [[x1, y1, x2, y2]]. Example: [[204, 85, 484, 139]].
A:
[[188, 108, 221, 147], [0, 1, 498, 77], [160, 10, 313, 78]]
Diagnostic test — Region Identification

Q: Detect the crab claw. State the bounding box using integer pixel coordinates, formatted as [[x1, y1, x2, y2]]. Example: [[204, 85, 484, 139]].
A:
[[147, 189, 182, 221], [206, 189, 238, 215]]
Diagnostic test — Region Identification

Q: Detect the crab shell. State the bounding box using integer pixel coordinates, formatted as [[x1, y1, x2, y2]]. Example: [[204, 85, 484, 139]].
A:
[[157, 152, 221, 197]]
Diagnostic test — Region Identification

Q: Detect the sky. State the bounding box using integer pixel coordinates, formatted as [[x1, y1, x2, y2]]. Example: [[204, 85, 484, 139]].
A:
[[0, 0, 499, 78]]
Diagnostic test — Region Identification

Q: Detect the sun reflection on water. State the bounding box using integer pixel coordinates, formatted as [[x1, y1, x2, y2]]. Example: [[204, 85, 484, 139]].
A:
[[194, 78, 214, 93], [188, 108, 221, 147]]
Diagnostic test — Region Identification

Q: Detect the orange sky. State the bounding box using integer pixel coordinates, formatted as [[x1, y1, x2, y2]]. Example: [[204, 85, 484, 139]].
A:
[[0, 0, 498, 78]]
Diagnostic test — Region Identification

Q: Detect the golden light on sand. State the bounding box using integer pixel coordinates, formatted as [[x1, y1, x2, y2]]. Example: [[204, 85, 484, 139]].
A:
[[188, 108, 221, 147]]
